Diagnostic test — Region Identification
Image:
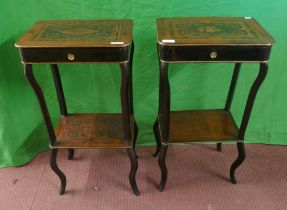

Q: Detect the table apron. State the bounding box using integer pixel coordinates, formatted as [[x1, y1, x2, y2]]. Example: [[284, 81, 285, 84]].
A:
[[19, 47, 130, 63], [158, 45, 271, 62]]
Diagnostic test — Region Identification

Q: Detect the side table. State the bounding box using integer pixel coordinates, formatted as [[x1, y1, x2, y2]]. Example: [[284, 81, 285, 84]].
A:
[[153, 17, 275, 191], [16, 20, 139, 195]]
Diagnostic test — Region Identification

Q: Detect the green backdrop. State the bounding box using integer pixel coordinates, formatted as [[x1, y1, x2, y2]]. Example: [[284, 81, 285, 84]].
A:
[[0, 0, 286, 167]]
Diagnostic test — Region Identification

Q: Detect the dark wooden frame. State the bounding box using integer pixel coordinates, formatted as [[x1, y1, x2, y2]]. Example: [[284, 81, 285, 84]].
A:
[[20, 41, 139, 195], [154, 17, 274, 191]]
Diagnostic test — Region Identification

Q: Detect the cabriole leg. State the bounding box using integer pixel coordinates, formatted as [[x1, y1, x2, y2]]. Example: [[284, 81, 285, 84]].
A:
[[153, 119, 161, 156], [218, 63, 241, 151], [50, 64, 74, 160], [230, 142, 245, 184], [50, 149, 66, 194], [158, 144, 168, 192], [230, 63, 268, 183], [127, 148, 139, 195]]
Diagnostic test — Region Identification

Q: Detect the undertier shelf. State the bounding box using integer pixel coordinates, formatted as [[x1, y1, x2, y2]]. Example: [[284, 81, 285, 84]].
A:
[[159, 110, 240, 144], [51, 113, 134, 149]]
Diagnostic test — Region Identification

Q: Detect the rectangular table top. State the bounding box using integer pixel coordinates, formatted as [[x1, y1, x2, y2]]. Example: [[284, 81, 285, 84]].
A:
[[157, 17, 275, 46], [16, 19, 133, 48]]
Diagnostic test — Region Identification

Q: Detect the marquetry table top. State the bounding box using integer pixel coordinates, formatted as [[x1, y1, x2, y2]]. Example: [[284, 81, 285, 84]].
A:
[[16, 19, 133, 48], [157, 17, 275, 46]]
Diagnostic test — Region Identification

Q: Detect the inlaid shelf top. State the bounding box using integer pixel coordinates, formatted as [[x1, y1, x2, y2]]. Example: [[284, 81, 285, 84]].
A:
[[157, 17, 275, 46], [158, 110, 239, 144], [53, 113, 134, 149], [16, 19, 133, 48]]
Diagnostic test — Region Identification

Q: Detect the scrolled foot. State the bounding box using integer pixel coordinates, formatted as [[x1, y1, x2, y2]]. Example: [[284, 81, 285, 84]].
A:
[[229, 142, 245, 184], [50, 149, 66, 195], [127, 148, 140, 195], [158, 145, 168, 192], [230, 173, 237, 184]]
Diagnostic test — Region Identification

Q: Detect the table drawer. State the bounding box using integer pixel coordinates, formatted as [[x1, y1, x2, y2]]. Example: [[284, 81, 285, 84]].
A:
[[158, 45, 272, 62], [19, 47, 130, 63]]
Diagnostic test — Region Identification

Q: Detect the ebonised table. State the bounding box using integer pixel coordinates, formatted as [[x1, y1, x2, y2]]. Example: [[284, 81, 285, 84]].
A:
[[153, 17, 275, 191], [16, 20, 139, 195]]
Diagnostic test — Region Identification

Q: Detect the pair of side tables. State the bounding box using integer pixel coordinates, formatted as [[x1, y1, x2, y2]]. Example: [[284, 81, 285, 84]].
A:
[[15, 17, 274, 196]]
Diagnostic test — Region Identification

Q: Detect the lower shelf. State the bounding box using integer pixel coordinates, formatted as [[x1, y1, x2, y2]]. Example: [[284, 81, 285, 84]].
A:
[[51, 113, 134, 149], [159, 110, 239, 144]]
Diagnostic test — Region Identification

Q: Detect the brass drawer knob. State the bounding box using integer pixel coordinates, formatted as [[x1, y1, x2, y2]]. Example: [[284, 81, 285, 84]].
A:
[[210, 51, 217, 59], [67, 53, 75, 61]]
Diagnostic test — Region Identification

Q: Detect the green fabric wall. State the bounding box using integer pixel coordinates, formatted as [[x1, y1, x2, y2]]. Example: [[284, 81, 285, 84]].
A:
[[0, 0, 286, 167]]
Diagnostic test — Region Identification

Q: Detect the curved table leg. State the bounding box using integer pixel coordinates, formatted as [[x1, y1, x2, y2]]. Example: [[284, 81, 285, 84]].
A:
[[153, 119, 161, 157], [50, 149, 66, 195], [153, 53, 165, 156], [219, 63, 242, 152], [158, 144, 168, 192], [230, 142, 246, 184], [133, 121, 139, 158], [230, 63, 267, 184], [238, 64, 268, 139], [158, 60, 169, 191], [121, 44, 139, 195], [127, 148, 140, 195], [25, 64, 68, 194], [51, 64, 73, 161], [120, 63, 131, 145], [127, 42, 138, 158]]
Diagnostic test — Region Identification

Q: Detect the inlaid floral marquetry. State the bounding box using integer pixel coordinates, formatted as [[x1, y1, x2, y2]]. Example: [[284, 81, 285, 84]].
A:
[[16, 20, 133, 48], [157, 17, 275, 45]]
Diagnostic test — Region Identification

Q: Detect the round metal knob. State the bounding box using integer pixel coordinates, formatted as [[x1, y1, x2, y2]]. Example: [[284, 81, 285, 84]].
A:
[[210, 51, 217, 59], [67, 53, 75, 61]]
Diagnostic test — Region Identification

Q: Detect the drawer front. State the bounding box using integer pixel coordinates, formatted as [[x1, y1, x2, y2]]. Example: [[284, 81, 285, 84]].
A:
[[19, 47, 129, 63], [158, 45, 272, 62]]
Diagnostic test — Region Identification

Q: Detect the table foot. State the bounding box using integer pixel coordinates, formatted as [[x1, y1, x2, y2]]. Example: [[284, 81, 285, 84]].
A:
[[127, 148, 140, 195], [230, 142, 245, 184], [67, 149, 74, 160], [217, 143, 222, 152], [153, 119, 161, 157], [158, 144, 168, 191], [50, 149, 66, 195]]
